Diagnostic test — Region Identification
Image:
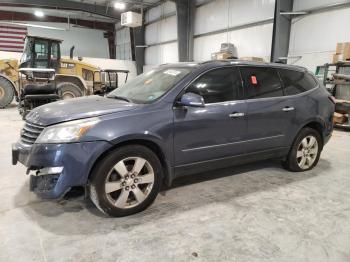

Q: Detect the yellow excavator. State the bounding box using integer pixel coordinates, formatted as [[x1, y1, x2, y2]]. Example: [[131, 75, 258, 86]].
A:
[[0, 35, 129, 116]]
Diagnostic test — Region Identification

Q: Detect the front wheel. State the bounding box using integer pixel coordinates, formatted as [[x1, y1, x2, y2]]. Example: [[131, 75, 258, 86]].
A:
[[57, 82, 83, 100], [283, 127, 322, 172], [89, 145, 163, 217]]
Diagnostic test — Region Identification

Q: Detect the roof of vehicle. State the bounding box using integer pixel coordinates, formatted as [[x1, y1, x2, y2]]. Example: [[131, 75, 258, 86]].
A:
[[159, 59, 308, 72], [26, 35, 63, 42]]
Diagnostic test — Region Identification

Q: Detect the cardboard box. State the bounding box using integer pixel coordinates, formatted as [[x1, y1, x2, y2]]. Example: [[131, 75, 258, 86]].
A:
[[335, 42, 350, 60], [344, 43, 350, 60], [333, 54, 343, 63], [333, 112, 347, 124], [211, 51, 235, 60], [336, 42, 344, 54], [240, 57, 264, 62]]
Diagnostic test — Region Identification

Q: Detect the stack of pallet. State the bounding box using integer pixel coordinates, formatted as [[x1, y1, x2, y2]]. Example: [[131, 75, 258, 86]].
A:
[[333, 42, 350, 63]]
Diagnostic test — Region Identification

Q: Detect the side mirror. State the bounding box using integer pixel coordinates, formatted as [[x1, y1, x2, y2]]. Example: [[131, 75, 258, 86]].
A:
[[179, 92, 205, 107]]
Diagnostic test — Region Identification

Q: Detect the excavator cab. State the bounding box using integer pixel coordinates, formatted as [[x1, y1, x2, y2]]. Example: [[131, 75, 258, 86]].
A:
[[18, 36, 61, 118], [0, 34, 131, 116], [20, 36, 61, 70]]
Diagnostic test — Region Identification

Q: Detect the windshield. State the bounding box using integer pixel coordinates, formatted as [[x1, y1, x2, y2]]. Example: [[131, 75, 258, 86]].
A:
[[108, 67, 193, 103]]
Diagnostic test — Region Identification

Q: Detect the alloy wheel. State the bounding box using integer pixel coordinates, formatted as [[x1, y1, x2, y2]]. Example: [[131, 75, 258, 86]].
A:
[[296, 135, 318, 170], [104, 157, 154, 209]]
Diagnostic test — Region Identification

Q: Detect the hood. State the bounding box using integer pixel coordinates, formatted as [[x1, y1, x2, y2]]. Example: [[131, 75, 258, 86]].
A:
[[26, 95, 139, 126]]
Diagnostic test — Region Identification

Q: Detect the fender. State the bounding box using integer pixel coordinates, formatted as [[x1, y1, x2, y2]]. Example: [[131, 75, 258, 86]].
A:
[[294, 116, 327, 145], [55, 74, 89, 93], [109, 133, 174, 186]]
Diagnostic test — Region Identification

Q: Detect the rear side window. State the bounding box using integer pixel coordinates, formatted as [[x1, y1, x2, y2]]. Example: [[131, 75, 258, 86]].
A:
[[240, 66, 283, 99], [279, 69, 317, 95], [186, 67, 242, 104]]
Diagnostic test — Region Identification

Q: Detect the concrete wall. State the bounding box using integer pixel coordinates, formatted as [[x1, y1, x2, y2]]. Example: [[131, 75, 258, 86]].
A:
[[26, 22, 109, 59]]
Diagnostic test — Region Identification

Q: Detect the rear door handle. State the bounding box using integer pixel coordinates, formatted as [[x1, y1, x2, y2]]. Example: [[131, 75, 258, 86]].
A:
[[229, 112, 245, 118], [282, 106, 295, 112]]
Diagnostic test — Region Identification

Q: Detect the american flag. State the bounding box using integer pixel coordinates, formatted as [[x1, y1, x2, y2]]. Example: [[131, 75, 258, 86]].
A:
[[0, 25, 27, 52]]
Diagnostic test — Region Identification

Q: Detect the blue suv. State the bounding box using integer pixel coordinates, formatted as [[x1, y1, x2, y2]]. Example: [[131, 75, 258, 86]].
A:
[[12, 60, 334, 217]]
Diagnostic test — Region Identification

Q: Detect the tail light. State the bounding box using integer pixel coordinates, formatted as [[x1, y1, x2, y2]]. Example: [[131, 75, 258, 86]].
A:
[[328, 96, 336, 104]]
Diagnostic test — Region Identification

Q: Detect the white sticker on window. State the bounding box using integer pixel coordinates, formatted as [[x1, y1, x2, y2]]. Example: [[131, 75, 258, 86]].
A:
[[164, 69, 181, 76]]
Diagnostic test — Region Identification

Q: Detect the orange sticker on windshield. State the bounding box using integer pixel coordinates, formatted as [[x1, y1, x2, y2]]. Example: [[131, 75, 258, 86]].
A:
[[251, 75, 258, 85]]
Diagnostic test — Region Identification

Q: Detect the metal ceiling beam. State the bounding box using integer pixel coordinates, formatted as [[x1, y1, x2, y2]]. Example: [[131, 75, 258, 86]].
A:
[[0, 0, 121, 19], [0, 10, 115, 31]]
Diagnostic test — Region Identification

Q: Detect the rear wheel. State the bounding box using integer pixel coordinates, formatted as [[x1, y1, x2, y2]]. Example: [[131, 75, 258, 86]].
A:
[[89, 145, 162, 217], [0, 77, 15, 108], [57, 82, 83, 100], [283, 127, 322, 172]]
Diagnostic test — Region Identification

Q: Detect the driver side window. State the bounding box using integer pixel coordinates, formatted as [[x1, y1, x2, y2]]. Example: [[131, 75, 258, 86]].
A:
[[186, 67, 242, 104]]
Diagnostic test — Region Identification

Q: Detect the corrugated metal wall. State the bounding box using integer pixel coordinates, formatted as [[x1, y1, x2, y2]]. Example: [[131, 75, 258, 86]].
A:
[[142, 0, 275, 70], [116, 26, 132, 60], [144, 1, 178, 71], [193, 0, 275, 61], [289, 0, 350, 71], [115, 0, 350, 72]]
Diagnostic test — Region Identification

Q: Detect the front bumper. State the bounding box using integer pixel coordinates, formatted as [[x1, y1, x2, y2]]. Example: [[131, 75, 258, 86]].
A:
[[12, 140, 112, 199]]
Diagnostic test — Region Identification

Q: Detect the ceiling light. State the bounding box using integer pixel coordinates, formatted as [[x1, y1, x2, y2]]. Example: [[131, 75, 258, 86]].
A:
[[114, 2, 126, 10], [34, 10, 44, 17]]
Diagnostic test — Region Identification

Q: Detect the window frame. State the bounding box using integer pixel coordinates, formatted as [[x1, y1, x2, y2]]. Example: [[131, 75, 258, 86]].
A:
[[33, 39, 50, 68], [176, 65, 244, 106], [277, 68, 319, 97], [238, 65, 285, 101]]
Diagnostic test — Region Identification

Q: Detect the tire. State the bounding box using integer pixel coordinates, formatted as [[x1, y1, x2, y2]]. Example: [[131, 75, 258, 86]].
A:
[[57, 82, 83, 100], [283, 127, 322, 172], [0, 77, 15, 108], [89, 145, 163, 217]]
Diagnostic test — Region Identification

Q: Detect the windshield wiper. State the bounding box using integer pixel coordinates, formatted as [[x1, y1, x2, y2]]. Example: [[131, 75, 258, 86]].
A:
[[107, 95, 132, 103]]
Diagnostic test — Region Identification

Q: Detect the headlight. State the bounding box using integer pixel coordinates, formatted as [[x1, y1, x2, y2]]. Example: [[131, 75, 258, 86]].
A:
[[36, 117, 100, 144]]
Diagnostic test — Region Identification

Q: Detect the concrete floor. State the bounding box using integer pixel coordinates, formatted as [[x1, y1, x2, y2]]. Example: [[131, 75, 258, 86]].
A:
[[1, 105, 350, 262]]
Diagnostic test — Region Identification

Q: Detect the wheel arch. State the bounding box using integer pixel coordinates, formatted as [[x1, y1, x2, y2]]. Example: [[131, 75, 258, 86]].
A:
[[298, 119, 325, 148], [88, 138, 173, 187]]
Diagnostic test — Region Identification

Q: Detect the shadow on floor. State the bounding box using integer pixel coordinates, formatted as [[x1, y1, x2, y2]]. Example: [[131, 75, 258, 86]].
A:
[[14, 158, 331, 235]]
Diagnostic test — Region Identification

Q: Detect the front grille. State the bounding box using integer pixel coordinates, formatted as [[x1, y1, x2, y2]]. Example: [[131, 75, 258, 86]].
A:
[[20, 122, 45, 145]]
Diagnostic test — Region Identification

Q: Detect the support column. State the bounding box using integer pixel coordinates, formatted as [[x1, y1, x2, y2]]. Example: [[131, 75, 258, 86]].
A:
[[132, 26, 145, 75], [105, 29, 116, 59], [175, 0, 195, 62], [270, 0, 294, 63]]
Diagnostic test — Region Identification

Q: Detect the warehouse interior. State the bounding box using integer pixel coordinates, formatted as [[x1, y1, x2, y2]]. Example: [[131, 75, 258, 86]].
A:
[[1, 0, 350, 261]]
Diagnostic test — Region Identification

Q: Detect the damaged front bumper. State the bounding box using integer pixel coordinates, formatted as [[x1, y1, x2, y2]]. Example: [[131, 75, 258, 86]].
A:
[[12, 140, 112, 199]]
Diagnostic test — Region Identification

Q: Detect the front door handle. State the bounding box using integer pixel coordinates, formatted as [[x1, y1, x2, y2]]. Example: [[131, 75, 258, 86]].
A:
[[282, 106, 295, 112], [229, 112, 245, 118]]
